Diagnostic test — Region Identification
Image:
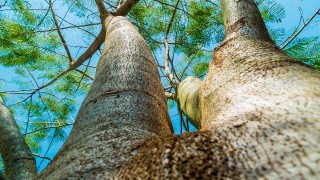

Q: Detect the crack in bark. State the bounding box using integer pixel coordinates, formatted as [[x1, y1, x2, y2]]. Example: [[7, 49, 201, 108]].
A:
[[227, 17, 245, 35]]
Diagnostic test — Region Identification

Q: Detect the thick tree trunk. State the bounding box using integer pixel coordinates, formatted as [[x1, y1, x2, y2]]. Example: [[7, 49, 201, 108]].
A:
[[39, 16, 173, 179], [198, 0, 320, 178], [0, 97, 36, 180], [38, 0, 320, 179]]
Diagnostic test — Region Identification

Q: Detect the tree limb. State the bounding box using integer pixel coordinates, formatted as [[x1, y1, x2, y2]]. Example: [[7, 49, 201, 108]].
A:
[[75, 69, 94, 80], [70, 30, 105, 69], [49, 0, 73, 64], [165, 92, 175, 100], [164, 0, 181, 88], [32, 154, 52, 161], [112, 0, 139, 16]]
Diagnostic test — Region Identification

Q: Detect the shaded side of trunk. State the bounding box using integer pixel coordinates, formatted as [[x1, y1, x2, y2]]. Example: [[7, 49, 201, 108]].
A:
[[0, 97, 36, 180], [39, 16, 173, 179]]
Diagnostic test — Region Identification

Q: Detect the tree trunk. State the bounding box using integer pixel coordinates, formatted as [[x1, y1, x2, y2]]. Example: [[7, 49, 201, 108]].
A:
[[38, 0, 320, 179], [0, 97, 36, 180], [39, 15, 173, 179]]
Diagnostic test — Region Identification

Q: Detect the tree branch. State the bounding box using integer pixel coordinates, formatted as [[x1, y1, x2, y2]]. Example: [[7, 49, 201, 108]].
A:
[[32, 154, 52, 161], [112, 0, 139, 16], [280, 8, 320, 49], [70, 30, 105, 69], [164, 0, 180, 88], [95, 0, 109, 18], [35, 23, 100, 33], [23, 122, 74, 136], [49, 0, 73, 64], [165, 92, 175, 100], [75, 69, 94, 80]]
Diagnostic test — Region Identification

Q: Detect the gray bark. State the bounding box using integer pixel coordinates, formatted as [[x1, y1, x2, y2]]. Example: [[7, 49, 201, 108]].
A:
[[0, 97, 36, 180]]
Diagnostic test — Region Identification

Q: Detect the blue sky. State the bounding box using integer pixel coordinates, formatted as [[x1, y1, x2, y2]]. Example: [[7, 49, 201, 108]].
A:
[[0, 0, 319, 172]]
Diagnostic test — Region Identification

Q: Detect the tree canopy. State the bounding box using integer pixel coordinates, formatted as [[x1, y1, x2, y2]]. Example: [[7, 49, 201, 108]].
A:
[[0, 0, 319, 172]]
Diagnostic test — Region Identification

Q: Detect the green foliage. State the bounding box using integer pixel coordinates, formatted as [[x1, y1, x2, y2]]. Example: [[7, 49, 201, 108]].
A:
[[192, 62, 209, 77], [6, 0, 37, 23], [256, 0, 286, 23], [0, 0, 94, 165], [284, 37, 320, 71], [0, 21, 40, 67]]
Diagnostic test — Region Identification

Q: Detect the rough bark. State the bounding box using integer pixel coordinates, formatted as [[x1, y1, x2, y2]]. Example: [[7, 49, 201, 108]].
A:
[[39, 15, 173, 179], [0, 97, 37, 180]]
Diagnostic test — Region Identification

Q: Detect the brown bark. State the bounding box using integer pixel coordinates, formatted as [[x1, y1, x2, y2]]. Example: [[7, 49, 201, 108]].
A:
[[0, 97, 37, 180]]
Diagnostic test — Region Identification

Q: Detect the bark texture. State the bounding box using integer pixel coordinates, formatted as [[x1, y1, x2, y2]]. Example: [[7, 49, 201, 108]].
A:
[[0, 97, 36, 180], [39, 16, 173, 179]]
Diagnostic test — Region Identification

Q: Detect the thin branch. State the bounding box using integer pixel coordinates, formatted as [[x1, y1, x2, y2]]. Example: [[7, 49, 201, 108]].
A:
[[49, 0, 73, 64], [55, 14, 96, 37], [103, 0, 117, 9], [0, 8, 48, 11], [16, 119, 65, 125], [178, 105, 188, 133], [37, 69, 72, 91], [34, 23, 100, 33], [164, 0, 181, 87], [75, 69, 94, 80], [38, 130, 56, 169], [23, 122, 74, 136], [24, 96, 33, 134], [32, 154, 52, 161], [179, 27, 218, 79], [2, 68, 72, 97], [154, 0, 194, 19], [280, 8, 320, 49], [70, 30, 105, 69], [74, 57, 93, 92]]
